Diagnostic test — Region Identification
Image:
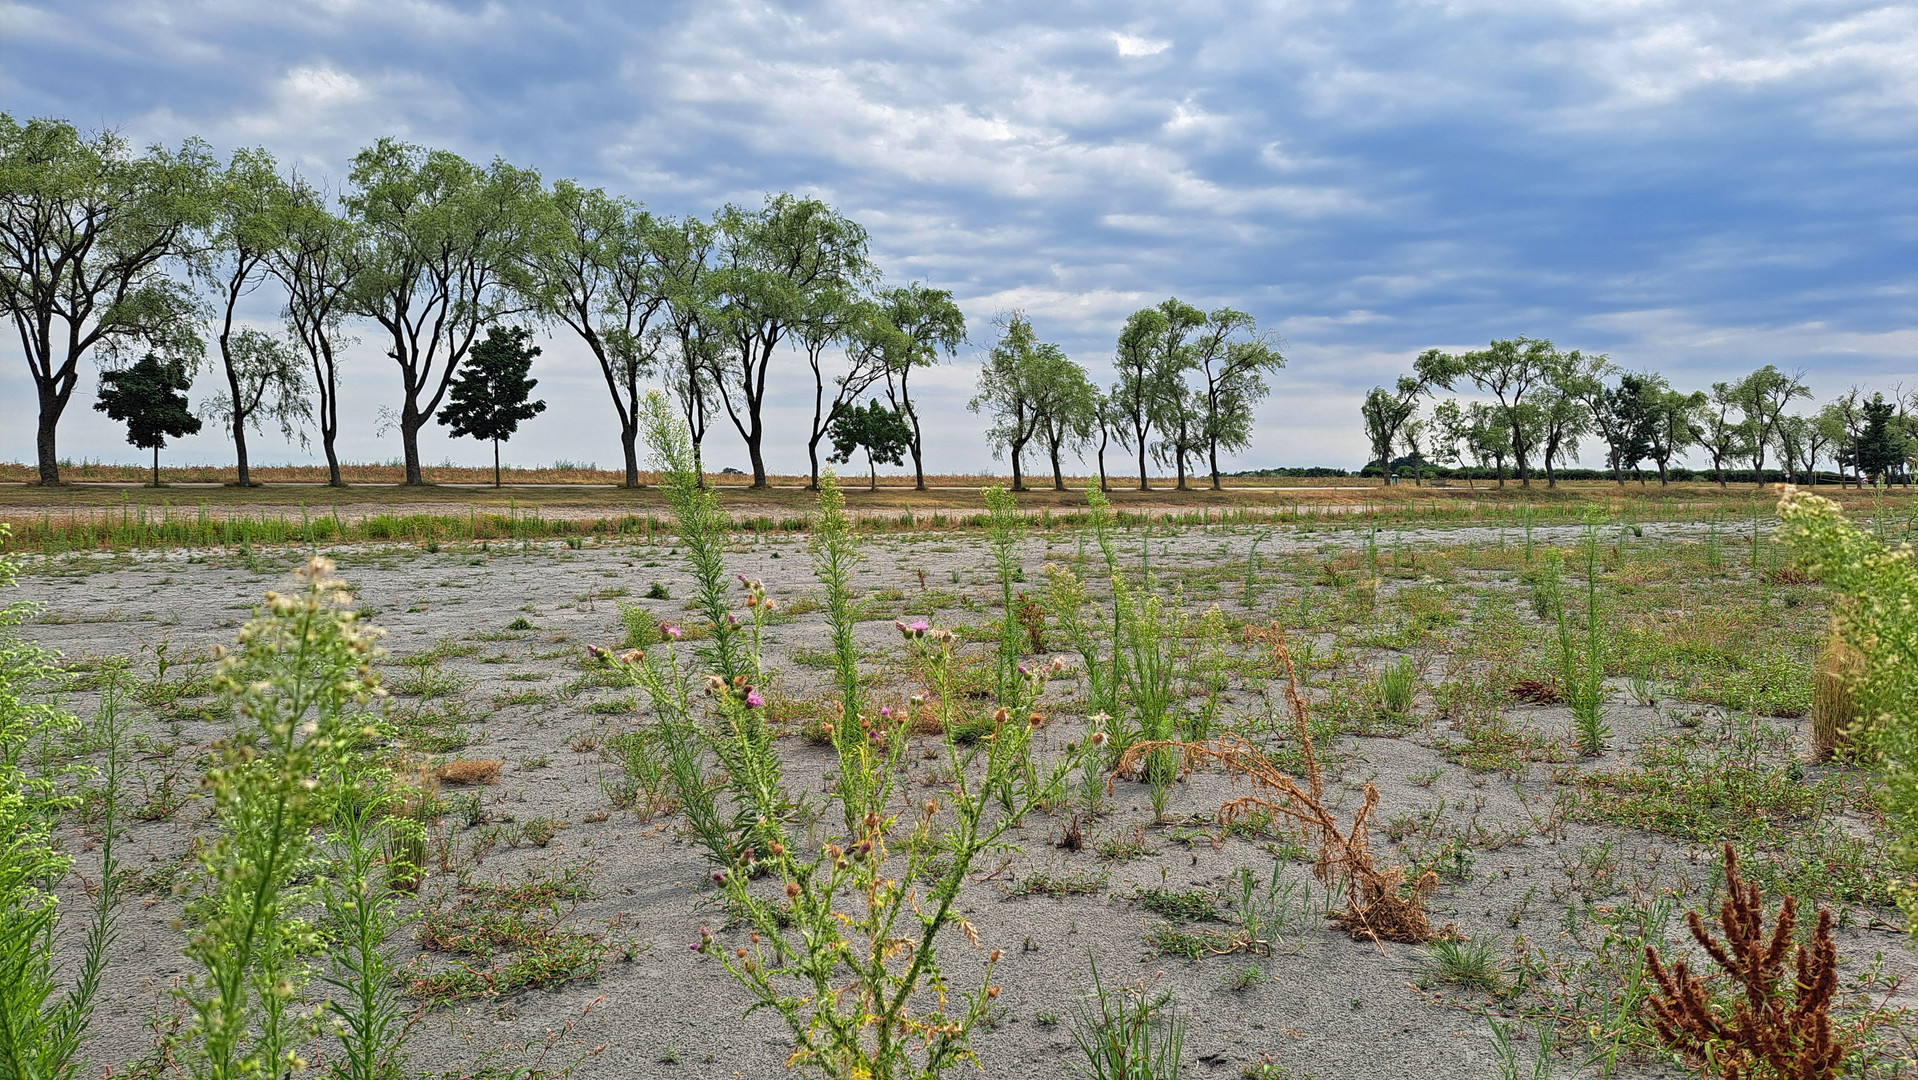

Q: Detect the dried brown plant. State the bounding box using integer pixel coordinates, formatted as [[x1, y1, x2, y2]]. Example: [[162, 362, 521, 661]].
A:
[[434, 759, 503, 785], [1115, 625, 1437, 944], [1645, 843, 1847, 1080], [1507, 678, 1563, 705], [1811, 616, 1865, 763]]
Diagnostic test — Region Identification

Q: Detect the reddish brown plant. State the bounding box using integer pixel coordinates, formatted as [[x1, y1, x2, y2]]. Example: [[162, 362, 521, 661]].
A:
[[1644, 843, 1847, 1080]]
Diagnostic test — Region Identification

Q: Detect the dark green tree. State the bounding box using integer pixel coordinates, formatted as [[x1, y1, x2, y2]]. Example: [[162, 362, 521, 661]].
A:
[[1859, 393, 1903, 484], [827, 399, 912, 491], [94, 354, 201, 486], [436, 325, 547, 487]]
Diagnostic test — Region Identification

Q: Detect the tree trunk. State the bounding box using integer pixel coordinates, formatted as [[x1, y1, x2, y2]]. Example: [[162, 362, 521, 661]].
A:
[[323, 435, 342, 487], [230, 408, 252, 488], [36, 398, 62, 485], [806, 435, 822, 491], [747, 423, 767, 488], [1209, 440, 1222, 491], [1050, 444, 1066, 491], [1096, 435, 1108, 493], [152, 445, 160, 488], [494, 439, 502, 488], [1137, 441, 1150, 492], [620, 427, 641, 489], [402, 405, 425, 486], [1010, 441, 1026, 492], [868, 454, 877, 492]]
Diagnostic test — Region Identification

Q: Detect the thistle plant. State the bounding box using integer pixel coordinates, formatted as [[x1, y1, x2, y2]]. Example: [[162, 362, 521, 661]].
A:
[[615, 392, 792, 868], [641, 392, 748, 681], [983, 485, 1025, 706], [696, 631, 1093, 1080], [811, 469, 877, 833], [1, 529, 128, 1080], [184, 557, 385, 1080]]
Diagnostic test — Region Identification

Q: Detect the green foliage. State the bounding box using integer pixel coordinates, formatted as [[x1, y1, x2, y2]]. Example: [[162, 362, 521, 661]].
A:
[[1070, 961, 1186, 1080], [93, 353, 202, 484], [702, 644, 1090, 1080], [182, 557, 385, 1080], [0, 534, 128, 1080], [1778, 490, 1918, 924], [642, 390, 746, 680], [437, 325, 547, 487], [827, 400, 912, 491]]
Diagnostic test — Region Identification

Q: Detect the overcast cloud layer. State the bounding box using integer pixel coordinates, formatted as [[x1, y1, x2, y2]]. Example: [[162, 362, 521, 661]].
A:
[[3, 0, 1914, 476]]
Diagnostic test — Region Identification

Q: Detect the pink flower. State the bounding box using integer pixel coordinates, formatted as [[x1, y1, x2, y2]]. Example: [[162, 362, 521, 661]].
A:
[[745, 689, 766, 709], [662, 624, 683, 640], [909, 620, 929, 635]]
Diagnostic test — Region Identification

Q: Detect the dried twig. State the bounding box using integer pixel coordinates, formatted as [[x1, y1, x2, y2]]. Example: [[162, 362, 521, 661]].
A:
[[1115, 626, 1437, 944]]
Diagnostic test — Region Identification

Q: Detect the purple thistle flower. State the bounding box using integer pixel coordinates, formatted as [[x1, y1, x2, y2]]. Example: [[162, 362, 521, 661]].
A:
[[746, 689, 765, 709], [663, 624, 683, 640]]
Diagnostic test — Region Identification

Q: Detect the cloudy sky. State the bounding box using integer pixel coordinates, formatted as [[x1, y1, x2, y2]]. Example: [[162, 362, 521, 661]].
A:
[[3, 0, 1914, 475]]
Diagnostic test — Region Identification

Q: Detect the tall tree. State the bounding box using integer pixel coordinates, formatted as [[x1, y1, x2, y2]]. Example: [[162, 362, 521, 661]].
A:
[[795, 282, 873, 489], [1648, 387, 1706, 485], [1036, 355, 1099, 491], [0, 115, 213, 485], [94, 353, 200, 486], [1821, 390, 1867, 487], [1465, 401, 1512, 484], [877, 283, 966, 491], [1188, 308, 1284, 489], [1417, 336, 1555, 486], [199, 328, 308, 470], [1112, 299, 1202, 490], [268, 178, 362, 486], [197, 147, 293, 486], [1360, 375, 1427, 485], [1858, 393, 1903, 484], [804, 297, 900, 490], [1729, 365, 1811, 486], [1585, 371, 1659, 484], [1536, 349, 1598, 487], [708, 194, 871, 488], [826, 399, 912, 491], [1429, 398, 1471, 487], [969, 314, 1064, 492], [436, 325, 546, 487], [654, 216, 721, 482], [1093, 390, 1122, 493], [518, 180, 665, 488], [344, 138, 540, 486], [1698, 382, 1754, 487]]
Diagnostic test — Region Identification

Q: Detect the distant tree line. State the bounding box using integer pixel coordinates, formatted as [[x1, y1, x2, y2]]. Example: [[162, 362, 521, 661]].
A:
[[1363, 337, 1918, 489], [0, 116, 979, 489]]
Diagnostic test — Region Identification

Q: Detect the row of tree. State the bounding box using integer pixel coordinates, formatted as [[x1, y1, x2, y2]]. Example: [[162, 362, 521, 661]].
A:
[[1362, 337, 1918, 488], [967, 301, 1285, 491], [0, 115, 983, 490]]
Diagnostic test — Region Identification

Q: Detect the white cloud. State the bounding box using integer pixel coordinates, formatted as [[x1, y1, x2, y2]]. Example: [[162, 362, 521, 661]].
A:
[[1113, 32, 1170, 58]]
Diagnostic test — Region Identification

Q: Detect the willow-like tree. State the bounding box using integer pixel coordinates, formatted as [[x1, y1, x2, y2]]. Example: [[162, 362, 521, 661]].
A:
[[970, 314, 1069, 492], [1360, 375, 1427, 485], [877, 283, 966, 490], [269, 178, 362, 486], [1729, 365, 1811, 487], [1189, 307, 1284, 489], [519, 180, 666, 488], [1112, 299, 1203, 490], [437, 325, 547, 487], [345, 139, 540, 486], [196, 147, 297, 486], [0, 115, 213, 485], [1417, 337, 1557, 486], [709, 194, 871, 488], [94, 353, 201, 486]]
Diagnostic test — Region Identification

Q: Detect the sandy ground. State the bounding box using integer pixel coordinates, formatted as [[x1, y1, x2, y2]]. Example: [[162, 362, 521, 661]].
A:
[[13, 518, 1908, 1080]]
